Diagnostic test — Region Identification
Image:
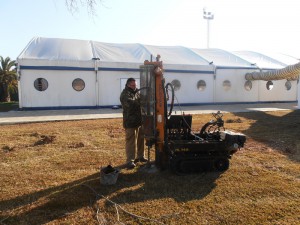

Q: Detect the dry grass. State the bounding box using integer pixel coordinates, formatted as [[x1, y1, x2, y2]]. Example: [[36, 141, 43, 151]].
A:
[[0, 110, 299, 225]]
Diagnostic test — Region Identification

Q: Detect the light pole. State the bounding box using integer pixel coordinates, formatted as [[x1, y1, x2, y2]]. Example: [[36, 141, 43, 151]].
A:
[[203, 7, 214, 48]]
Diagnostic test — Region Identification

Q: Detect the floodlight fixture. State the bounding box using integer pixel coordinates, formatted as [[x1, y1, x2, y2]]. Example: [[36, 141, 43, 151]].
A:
[[203, 7, 214, 20], [203, 7, 214, 48]]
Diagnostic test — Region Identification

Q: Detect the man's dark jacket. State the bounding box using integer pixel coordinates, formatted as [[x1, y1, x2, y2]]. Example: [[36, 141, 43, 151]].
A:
[[120, 86, 142, 128]]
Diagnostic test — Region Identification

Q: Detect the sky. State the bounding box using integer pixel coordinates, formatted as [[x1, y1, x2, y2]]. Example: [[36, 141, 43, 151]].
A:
[[1, 0, 300, 60]]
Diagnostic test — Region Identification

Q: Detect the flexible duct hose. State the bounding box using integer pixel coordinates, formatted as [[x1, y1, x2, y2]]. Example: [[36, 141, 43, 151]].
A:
[[245, 62, 300, 81]]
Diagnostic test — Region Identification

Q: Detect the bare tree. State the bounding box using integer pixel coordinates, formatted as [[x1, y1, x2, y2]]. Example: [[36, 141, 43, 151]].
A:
[[65, 0, 102, 16]]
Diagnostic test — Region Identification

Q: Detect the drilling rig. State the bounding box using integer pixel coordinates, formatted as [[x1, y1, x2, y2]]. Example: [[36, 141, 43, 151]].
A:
[[139, 56, 246, 174]]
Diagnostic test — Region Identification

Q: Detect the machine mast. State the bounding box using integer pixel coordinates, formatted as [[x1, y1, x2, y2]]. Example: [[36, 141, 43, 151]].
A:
[[140, 56, 168, 168]]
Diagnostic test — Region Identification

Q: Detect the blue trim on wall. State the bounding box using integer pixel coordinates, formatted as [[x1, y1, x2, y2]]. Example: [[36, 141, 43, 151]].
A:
[[19, 101, 297, 111], [98, 67, 140, 72], [216, 66, 278, 70], [165, 69, 214, 74], [173, 100, 297, 107], [20, 65, 277, 72], [19, 105, 117, 111], [216, 66, 257, 70], [19, 65, 215, 74], [20, 65, 94, 71]]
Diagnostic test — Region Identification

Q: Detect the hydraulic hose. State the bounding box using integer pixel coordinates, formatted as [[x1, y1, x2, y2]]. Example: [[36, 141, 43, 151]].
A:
[[245, 62, 300, 81], [165, 83, 175, 117]]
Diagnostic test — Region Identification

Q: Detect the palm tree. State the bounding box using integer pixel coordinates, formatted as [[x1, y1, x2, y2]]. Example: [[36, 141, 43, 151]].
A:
[[0, 56, 18, 102]]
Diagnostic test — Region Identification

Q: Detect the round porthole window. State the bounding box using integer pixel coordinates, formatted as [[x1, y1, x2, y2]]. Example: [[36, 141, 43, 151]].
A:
[[72, 78, 85, 91], [266, 81, 273, 90], [223, 80, 231, 91], [197, 80, 206, 91], [244, 80, 252, 91], [34, 78, 48, 91], [171, 79, 181, 91], [285, 81, 291, 91]]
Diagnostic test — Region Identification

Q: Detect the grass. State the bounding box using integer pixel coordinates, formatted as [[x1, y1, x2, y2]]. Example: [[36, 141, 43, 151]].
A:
[[0, 110, 299, 224], [0, 102, 19, 112]]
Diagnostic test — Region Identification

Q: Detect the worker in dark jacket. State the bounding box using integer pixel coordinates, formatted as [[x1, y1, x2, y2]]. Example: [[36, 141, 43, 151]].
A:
[[120, 78, 146, 169]]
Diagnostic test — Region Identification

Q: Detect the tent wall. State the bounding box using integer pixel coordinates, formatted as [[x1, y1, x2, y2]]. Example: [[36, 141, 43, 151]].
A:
[[158, 64, 215, 105], [258, 80, 297, 102], [215, 68, 259, 103], [19, 70, 97, 108], [164, 73, 214, 104], [97, 63, 215, 106], [18, 67, 297, 109]]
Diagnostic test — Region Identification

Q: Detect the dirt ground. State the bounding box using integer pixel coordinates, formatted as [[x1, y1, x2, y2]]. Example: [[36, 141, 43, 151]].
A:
[[0, 110, 299, 225]]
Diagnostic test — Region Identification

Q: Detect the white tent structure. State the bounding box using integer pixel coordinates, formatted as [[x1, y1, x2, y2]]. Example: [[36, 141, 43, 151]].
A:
[[234, 51, 299, 103], [17, 37, 299, 109]]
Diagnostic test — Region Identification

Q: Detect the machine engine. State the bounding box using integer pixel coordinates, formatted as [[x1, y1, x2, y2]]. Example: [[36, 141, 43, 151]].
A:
[[167, 114, 246, 173]]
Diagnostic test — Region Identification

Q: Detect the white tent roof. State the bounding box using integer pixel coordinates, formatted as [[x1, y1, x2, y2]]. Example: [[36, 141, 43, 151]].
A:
[[256, 51, 299, 66], [92, 42, 150, 63], [191, 48, 253, 68], [142, 45, 209, 65], [233, 51, 291, 69], [18, 37, 211, 66], [18, 37, 297, 69], [19, 37, 94, 61]]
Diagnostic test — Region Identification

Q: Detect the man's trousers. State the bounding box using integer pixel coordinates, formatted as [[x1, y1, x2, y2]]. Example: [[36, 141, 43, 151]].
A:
[[125, 126, 145, 163]]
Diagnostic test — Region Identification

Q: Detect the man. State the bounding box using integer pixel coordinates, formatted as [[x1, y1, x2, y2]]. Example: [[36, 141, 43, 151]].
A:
[[120, 78, 146, 169]]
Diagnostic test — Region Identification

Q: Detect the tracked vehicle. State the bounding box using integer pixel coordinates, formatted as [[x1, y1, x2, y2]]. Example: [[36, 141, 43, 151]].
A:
[[139, 56, 246, 174]]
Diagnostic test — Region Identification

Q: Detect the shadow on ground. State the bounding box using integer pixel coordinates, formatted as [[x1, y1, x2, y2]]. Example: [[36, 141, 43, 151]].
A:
[[233, 109, 300, 162], [0, 165, 222, 224]]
